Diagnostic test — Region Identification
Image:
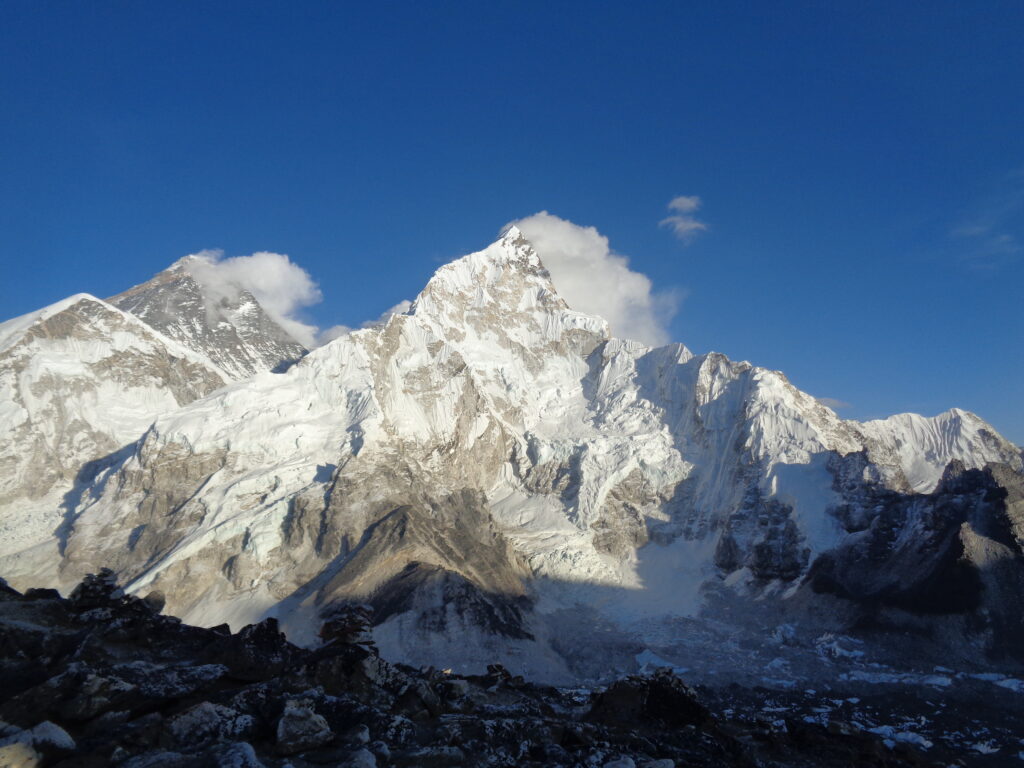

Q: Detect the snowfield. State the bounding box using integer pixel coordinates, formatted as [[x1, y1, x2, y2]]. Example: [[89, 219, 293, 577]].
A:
[[0, 227, 1022, 685]]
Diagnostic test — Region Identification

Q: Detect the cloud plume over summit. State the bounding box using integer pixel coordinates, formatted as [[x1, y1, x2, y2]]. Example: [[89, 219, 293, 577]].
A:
[[183, 250, 322, 347], [511, 211, 679, 347], [182, 214, 681, 351]]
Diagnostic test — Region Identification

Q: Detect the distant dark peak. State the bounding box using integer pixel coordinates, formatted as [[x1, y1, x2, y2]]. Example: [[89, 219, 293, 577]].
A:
[[105, 259, 307, 379]]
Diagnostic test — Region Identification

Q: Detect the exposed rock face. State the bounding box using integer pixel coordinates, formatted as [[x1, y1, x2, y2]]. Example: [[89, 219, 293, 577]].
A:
[[2, 574, 995, 767], [0, 256, 308, 593], [809, 461, 1024, 661], [17, 227, 1019, 678], [108, 258, 307, 380], [0, 295, 228, 587], [167, 701, 257, 749], [0, 720, 75, 766], [1, 228, 1022, 682], [586, 668, 710, 729]]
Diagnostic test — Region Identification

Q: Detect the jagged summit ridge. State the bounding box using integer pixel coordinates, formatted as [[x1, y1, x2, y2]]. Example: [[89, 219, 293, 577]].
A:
[[859, 407, 1021, 492], [108, 257, 307, 379], [0, 293, 229, 586], [0, 229, 1021, 683], [0, 255, 316, 589], [30, 231, 1017, 681]]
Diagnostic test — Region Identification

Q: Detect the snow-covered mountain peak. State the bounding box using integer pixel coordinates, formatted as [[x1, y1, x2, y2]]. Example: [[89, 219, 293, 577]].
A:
[[0, 292, 230, 584], [0, 293, 99, 354], [4, 229, 1023, 683], [415, 226, 548, 295], [859, 406, 1022, 492], [409, 230, 609, 352], [499, 222, 524, 239], [164, 253, 204, 272]]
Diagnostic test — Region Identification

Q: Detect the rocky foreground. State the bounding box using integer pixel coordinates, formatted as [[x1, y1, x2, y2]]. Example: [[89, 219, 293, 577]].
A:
[[0, 572, 1012, 768]]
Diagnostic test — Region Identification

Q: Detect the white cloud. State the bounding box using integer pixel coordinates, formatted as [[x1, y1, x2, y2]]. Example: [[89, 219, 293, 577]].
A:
[[183, 250, 322, 347], [315, 300, 413, 346], [659, 195, 708, 242], [372, 300, 413, 325], [317, 324, 354, 345], [816, 396, 851, 410], [510, 211, 679, 346], [949, 170, 1024, 267]]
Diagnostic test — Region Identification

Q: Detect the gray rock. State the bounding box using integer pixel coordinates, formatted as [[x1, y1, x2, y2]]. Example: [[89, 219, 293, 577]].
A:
[[393, 746, 465, 766], [0, 742, 41, 768], [344, 724, 371, 744], [0, 721, 75, 759], [344, 747, 377, 768], [166, 701, 256, 747], [121, 751, 192, 768], [207, 741, 265, 768], [276, 698, 334, 755], [441, 678, 470, 700], [0, 720, 73, 767]]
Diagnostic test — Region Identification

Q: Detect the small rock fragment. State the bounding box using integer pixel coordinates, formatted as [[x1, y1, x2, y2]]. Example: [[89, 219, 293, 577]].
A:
[[208, 741, 265, 768], [344, 724, 371, 744], [276, 698, 334, 755]]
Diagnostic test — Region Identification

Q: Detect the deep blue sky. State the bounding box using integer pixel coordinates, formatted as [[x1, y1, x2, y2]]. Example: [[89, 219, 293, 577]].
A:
[[2, 1, 1022, 442]]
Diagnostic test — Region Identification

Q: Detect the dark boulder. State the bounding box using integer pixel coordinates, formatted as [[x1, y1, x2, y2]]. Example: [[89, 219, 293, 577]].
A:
[[208, 618, 299, 681], [69, 568, 124, 609], [587, 669, 710, 729]]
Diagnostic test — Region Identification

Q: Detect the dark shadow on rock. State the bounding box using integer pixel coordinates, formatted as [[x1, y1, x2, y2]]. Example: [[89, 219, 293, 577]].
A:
[[803, 461, 1024, 664], [55, 441, 138, 555], [314, 463, 337, 484], [270, 352, 306, 373], [271, 493, 536, 649]]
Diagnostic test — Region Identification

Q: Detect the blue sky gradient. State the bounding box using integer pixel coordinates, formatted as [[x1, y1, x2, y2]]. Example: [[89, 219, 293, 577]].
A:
[[1, 1, 1022, 441]]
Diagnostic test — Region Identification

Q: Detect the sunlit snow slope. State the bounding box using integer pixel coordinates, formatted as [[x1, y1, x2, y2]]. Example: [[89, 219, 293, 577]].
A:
[[1, 228, 1021, 679], [0, 295, 228, 584]]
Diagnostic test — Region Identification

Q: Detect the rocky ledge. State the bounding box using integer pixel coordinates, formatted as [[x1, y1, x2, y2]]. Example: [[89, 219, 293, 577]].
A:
[[0, 571, 968, 767]]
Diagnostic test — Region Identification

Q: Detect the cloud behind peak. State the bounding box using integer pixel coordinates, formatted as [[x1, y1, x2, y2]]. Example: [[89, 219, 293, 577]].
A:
[[511, 211, 679, 347], [183, 250, 322, 347]]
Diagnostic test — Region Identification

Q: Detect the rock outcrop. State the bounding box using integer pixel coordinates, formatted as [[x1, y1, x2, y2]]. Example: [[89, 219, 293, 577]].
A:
[[107, 256, 307, 380], [4, 572, 997, 767], [50, 229, 1023, 676], [1, 228, 1022, 682]]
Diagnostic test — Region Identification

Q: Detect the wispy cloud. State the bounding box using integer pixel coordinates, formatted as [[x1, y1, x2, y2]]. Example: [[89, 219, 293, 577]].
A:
[[317, 300, 412, 346], [659, 195, 708, 243], [816, 396, 851, 411], [949, 170, 1024, 268]]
